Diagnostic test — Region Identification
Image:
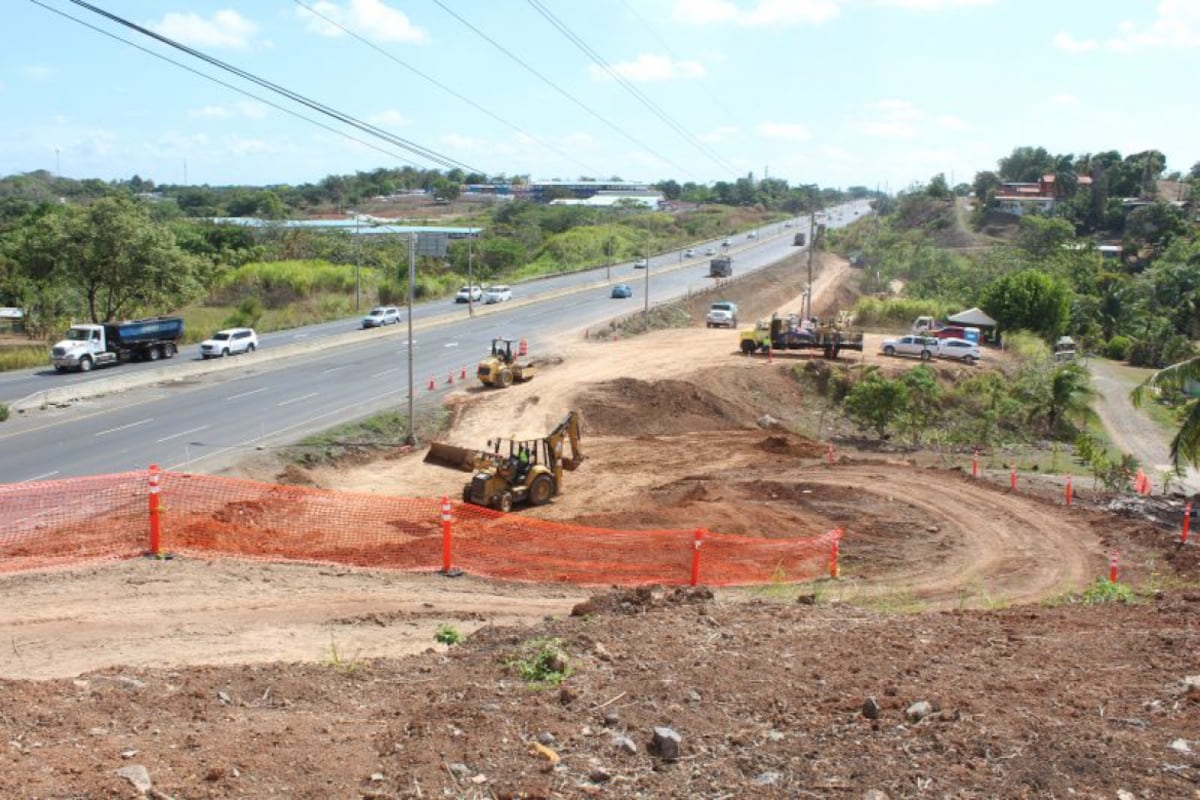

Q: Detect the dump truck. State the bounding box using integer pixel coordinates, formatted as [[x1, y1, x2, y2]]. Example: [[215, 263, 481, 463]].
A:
[[51, 316, 184, 373], [424, 410, 584, 512], [477, 337, 534, 388], [709, 256, 733, 278], [740, 312, 864, 359]]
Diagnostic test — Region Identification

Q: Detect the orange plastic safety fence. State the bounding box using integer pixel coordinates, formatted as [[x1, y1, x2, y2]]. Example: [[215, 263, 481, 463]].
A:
[[1, 470, 838, 586]]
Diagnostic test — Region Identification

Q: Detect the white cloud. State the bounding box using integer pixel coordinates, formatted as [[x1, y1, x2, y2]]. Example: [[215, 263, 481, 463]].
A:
[[588, 53, 705, 82], [936, 114, 969, 131], [856, 121, 918, 138], [297, 0, 428, 44], [759, 122, 812, 142], [151, 10, 257, 49], [226, 136, 268, 156], [673, 0, 842, 26], [21, 65, 54, 80], [1105, 0, 1200, 52], [700, 125, 740, 143], [672, 0, 739, 24], [876, 98, 922, 120], [188, 102, 267, 120], [876, 0, 994, 9], [1052, 31, 1098, 53], [818, 145, 857, 163], [1050, 92, 1080, 107], [367, 110, 409, 127]]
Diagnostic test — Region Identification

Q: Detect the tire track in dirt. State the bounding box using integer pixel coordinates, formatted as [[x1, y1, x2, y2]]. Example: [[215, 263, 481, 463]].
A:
[[799, 463, 1104, 608]]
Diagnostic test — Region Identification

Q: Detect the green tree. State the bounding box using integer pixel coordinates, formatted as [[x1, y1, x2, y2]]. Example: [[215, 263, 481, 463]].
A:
[[896, 365, 942, 446], [1133, 356, 1200, 468], [925, 173, 950, 200], [1016, 216, 1076, 260], [843, 375, 907, 439], [1037, 363, 1097, 437], [998, 146, 1056, 182], [980, 269, 1071, 340]]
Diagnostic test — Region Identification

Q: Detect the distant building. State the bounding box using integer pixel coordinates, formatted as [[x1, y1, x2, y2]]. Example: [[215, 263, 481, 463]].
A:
[[549, 190, 663, 208]]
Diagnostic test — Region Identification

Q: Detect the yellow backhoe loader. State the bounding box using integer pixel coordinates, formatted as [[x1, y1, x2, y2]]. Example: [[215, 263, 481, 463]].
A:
[[477, 337, 534, 388], [424, 411, 584, 512]]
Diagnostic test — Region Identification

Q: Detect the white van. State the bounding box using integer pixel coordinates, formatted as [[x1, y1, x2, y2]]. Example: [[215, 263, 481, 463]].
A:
[[483, 285, 512, 304]]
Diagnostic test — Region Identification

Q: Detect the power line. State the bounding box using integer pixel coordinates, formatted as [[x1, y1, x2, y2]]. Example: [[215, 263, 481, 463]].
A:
[[527, 0, 738, 176], [291, 0, 601, 177], [61, 0, 487, 175], [429, 0, 694, 178], [29, 0, 434, 171]]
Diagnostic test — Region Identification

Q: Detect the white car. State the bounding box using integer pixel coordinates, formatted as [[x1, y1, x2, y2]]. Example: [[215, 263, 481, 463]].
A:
[[704, 247, 717, 256], [684, 248, 695, 257], [747, 232, 757, 239], [937, 337, 981, 364], [634, 258, 648, 269], [361, 306, 400, 328], [483, 285, 512, 304], [881, 334, 938, 361], [200, 327, 257, 359], [455, 285, 483, 303]]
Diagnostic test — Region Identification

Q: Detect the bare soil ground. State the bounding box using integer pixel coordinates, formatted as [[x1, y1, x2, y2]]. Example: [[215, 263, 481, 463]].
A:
[[4, 253, 1200, 798]]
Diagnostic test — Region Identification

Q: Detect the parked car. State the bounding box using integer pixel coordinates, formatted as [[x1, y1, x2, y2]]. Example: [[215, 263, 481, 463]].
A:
[[361, 306, 401, 328], [932, 325, 981, 343], [881, 334, 938, 361], [483, 285, 512, 304], [634, 258, 648, 269], [706, 301, 739, 329], [200, 327, 258, 359], [611, 283, 633, 299], [937, 337, 981, 364], [455, 285, 483, 303]]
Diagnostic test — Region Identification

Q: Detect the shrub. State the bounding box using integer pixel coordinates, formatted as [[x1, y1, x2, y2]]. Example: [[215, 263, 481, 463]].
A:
[[223, 296, 264, 329], [1103, 335, 1131, 361], [0, 402, 8, 423], [850, 297, 950, 328], [434, 624, 462, 645], [507, 637, 572, 687]]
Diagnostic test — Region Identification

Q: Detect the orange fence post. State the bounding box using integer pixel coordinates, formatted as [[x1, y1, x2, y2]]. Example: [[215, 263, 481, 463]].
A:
[[1109, 549, 1119, 583], [829, 528, 842, 579], [690, 528, 704, 587], [440, 496, 453, 574], [972, 448, 978, 479], [1183, 502, 1192, 545], [147, 464, 162, 556], [427, 376, 435, 391], [1010, 465, 1017, 492], [1065, 474, 1073, 506]]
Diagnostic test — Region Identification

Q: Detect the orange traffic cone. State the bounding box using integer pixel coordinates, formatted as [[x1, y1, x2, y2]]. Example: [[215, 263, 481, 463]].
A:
[[427, 376, 436, 391], [446, 371, 454, 385], [460, 365, 467, 380]]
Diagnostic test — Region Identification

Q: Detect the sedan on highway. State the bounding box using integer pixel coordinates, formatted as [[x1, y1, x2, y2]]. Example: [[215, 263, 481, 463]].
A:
[[200, 328, 258, 358], [684, 248, 695, 257], [361, 306, 400, 328], [634, 258, 648, 269], [704, 247, 717, 256], [881, 334, 937, 361], [611, 283, 633, 299]]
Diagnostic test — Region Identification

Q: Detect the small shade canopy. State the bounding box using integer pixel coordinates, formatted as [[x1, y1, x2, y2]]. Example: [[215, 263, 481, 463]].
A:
[[947, 307, 997, 327]]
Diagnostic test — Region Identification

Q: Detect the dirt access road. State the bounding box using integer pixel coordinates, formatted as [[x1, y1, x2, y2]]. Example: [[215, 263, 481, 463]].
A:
[[4, 250, 1200, 798]]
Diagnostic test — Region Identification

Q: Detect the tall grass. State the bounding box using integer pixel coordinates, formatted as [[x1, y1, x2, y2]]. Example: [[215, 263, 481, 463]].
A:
[[851, 297, 953, 328], [0, 345, 51, 372]]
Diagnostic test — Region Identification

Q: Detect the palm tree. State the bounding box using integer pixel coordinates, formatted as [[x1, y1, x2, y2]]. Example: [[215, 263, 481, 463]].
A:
[[1132, 356, 1200, 468], [1045, 363, 1098, 436]]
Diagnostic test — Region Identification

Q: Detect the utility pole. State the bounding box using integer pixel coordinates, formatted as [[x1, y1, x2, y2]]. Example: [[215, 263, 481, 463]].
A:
[[406, 233, 417, 446], [642, 242, 650, 326], [805, 211, 817, 319], [467, 233, 474, 318], [354, 214, 361, 312]]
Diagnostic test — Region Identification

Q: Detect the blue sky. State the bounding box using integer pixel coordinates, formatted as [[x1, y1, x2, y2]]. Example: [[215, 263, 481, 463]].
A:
[[3, 1, 1199, 190]]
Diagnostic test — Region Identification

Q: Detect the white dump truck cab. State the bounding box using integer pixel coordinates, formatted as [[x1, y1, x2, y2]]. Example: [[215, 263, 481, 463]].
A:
[[51, 325, 111, 372]]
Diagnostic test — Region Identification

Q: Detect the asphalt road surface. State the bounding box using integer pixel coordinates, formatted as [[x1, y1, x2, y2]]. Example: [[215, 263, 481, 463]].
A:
[[0, 202, 870, 483]]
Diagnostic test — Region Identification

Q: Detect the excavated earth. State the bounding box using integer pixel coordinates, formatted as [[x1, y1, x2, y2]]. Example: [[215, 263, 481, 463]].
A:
[[4, 253, 1200, 798]]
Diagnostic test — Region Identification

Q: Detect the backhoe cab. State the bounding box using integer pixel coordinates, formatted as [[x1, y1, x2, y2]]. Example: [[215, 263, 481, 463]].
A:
[[477, 337, 534, 388], [424, 411, 584, 512]]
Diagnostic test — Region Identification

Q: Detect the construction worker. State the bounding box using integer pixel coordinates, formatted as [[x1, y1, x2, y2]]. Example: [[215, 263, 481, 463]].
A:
[[515, 444, 530, 482]]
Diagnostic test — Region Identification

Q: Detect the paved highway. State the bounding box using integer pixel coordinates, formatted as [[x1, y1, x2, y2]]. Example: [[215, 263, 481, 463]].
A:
[[0, 202, 870, 483]]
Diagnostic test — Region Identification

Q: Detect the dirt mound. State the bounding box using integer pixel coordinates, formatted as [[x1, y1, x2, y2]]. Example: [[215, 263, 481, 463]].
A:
[[569, 585, 713, 617], [577, 377, 756, 435], [755, 433, 827, 458]]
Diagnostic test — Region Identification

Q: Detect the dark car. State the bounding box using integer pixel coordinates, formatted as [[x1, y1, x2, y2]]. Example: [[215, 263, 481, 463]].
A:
[[611, 284, 633, 299]]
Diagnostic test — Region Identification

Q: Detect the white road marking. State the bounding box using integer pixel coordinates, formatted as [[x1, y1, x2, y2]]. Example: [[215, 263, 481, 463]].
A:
[[373, 367, 400, 377], [278, 392, 319, 407], [321, 366, 345, 374], [444, 341, 459, 348], [95, 418, 154, 437], [156, 424, 210, 443], [226, 386, 267, 400], [21, 470, 59, 482]]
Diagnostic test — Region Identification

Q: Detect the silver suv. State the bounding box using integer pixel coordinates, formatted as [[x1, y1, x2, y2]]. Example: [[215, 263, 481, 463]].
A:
[[706, 301, 739, 329]]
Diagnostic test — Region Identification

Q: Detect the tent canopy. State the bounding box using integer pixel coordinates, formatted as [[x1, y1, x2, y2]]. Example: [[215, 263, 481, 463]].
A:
[[947, 307, 997, 327]]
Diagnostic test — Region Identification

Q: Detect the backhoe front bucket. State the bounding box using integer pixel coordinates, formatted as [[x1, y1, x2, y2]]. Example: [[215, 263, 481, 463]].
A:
[[423, 442, 480, 472]]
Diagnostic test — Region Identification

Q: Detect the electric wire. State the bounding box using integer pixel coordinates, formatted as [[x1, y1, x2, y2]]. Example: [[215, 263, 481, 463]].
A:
[[429, 0, 695, 178], [527, 0, 737, 175], [291, 0, 601, 177], [62, 0, 487, 174], [28, 0, 432, 171]]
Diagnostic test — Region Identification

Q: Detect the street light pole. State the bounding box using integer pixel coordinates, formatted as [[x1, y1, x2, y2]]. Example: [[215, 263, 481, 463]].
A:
[[467, 234, 474, 318], [354, 214, 361, 312], [805, 211, 817, 320], [642, 243, 650, 326], [406, 233, 417, 446]]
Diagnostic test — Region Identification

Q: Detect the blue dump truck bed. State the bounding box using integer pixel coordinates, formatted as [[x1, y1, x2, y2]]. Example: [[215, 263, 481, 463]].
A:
[[103, 317, 184, 347]]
